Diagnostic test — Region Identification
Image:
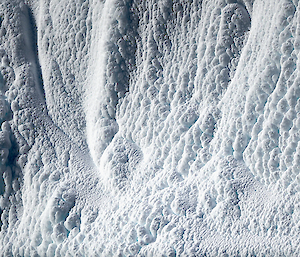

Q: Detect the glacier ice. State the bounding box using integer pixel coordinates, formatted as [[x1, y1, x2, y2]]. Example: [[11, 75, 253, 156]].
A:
[[1, 0, 300, 256]]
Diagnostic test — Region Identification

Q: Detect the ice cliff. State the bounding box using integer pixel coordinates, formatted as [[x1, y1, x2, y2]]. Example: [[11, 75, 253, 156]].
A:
[[1, 0, 300, 256]]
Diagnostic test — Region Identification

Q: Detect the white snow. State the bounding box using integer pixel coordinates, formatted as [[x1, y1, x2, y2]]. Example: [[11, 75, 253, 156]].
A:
[[1, 0, 300, 256]]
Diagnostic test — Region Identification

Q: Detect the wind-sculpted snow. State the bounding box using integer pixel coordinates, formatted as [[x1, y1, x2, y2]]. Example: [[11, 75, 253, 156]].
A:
[[2, 0, 300, 256]]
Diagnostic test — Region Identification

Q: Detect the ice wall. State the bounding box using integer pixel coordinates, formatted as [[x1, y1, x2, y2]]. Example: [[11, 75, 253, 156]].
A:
[[1, 0, 300, 256]]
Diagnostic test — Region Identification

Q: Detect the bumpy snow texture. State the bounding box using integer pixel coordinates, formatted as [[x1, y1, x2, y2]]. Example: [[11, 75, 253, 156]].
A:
[[1, 0, 300, 256]]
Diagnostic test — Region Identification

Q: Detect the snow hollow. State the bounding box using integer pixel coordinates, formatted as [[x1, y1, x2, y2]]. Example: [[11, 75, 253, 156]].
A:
[[1, 0, 300, 256]]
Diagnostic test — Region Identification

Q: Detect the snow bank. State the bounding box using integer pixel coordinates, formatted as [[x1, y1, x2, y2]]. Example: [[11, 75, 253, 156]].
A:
[[2, 0, 300, 256]]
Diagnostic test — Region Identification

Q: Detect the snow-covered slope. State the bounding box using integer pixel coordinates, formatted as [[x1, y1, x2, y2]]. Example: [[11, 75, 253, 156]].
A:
[[1, 0, 300, 255]]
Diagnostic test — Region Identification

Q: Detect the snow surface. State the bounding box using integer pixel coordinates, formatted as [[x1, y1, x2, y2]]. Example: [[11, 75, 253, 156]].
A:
[[1, 0, 300, 256]]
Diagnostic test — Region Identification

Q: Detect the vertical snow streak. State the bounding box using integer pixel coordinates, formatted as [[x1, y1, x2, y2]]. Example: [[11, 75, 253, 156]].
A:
[[86, 0, 138, 167], [85, 0, 119, 167]]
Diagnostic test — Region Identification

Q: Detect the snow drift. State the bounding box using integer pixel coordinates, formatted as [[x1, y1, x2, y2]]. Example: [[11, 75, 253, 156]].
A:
[[1, 0, 300, 256]]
